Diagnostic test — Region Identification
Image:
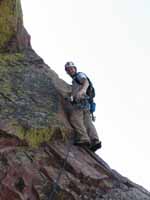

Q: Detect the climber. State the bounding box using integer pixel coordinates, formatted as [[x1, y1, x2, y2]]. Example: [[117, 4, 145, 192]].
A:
[[64, 61, 101, 152]]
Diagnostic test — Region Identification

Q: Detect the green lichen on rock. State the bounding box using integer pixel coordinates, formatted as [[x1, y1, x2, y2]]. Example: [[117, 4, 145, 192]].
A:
[[0, 0, 23, 49], [0, 53, 70, 146], [16, 0, 22, 19], [0, 53, 25, 97], [0, 53, 24, 65], [0, 0, 70, 146], [5, 117, 69, 147], [15, 125, 68, 147]]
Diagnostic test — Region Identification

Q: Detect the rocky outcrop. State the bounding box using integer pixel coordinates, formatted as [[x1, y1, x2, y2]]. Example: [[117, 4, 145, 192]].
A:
[[0, 0, 150, 199], [0, 49, 71, 146], [0, 0, 30, 52], [0, 136, 150, 200]]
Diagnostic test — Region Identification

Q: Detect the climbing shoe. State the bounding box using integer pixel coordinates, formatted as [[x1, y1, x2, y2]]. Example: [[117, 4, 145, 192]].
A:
[[90, 140, 102, 152], [74, 139, 90, 147]]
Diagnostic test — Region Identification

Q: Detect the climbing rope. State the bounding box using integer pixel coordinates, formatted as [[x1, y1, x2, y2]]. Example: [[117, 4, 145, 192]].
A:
[[47, 138, 73, 200]]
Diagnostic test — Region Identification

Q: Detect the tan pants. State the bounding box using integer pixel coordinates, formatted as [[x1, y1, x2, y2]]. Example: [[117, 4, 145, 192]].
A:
[[69, 109, 99, 142]]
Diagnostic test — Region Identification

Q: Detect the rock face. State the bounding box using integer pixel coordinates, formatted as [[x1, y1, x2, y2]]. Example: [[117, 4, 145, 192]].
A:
[[0, 1, 150, 200], [0, 0, 30, 52]]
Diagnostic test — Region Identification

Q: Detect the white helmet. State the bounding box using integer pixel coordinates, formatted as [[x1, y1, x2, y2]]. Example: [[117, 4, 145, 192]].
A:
[[65, 61, 75, 69]]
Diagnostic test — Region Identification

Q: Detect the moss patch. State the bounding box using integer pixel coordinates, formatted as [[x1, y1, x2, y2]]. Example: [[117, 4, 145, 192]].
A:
[[0, 53, 24, 65], [14, 124, 68, 147], [0, 0, 23, 48]]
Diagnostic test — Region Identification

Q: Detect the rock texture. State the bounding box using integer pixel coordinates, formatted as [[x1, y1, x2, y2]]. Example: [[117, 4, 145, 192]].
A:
[[0, 0, 150, 199]]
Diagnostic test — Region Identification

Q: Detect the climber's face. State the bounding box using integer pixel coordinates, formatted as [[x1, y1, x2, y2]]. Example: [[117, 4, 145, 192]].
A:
[[65, 66, 76, 76]]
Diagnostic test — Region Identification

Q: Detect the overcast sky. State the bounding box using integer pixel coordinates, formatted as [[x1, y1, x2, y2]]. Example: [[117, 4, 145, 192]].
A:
[[21, 0, 150, 190]]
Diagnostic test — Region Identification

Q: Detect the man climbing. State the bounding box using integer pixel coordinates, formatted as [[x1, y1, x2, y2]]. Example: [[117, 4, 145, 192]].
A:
[[65, 61, 101, 152]]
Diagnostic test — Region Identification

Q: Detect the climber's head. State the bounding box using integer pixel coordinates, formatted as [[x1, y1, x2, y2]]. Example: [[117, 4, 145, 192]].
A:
[[65, 61, 77, 76]]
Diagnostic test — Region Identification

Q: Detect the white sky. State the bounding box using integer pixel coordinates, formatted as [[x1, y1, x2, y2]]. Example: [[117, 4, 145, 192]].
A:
[[21, 0, 150, 191]]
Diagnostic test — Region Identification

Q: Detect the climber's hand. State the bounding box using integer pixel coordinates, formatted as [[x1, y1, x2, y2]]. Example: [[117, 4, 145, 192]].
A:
[[76, 89, 86, 100], [65, 95, 74, 102]]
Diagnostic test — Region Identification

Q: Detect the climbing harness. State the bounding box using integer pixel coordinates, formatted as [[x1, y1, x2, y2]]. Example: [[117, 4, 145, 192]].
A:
[[65, 95, 96, 122], [46, 138, 73, 200]]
